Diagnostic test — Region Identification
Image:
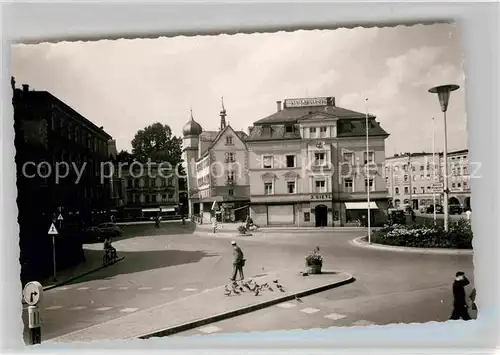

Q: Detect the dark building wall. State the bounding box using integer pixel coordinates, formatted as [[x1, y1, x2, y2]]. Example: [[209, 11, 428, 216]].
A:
[[13, 82, 113, 284]]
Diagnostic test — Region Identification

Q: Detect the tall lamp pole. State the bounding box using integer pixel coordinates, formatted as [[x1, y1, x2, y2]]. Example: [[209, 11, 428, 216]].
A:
[[432, 117, 437, 225], [365, 98, 371, 244], [428, 84, 460, 232]]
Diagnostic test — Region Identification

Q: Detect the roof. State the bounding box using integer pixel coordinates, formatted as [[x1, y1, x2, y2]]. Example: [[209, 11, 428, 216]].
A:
[[253, 105, 368, 125], [197, 126, 248, 161]]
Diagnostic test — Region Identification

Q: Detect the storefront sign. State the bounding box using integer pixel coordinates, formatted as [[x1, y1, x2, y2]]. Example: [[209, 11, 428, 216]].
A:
[[310, 193, 332, 200], [284, 97, 335, 108]]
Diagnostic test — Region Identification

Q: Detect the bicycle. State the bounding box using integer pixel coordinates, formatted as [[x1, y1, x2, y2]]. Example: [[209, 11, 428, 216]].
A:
[[103, 248, 118, 266]]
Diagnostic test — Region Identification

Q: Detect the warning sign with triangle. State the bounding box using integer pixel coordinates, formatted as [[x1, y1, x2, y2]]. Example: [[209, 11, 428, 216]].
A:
[[48, 223, 58, 235], [57, 214, 64, 221]]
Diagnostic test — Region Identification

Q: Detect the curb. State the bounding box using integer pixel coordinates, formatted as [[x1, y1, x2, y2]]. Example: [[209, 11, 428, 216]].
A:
[[136, 271, 354, 339], [42, 256, 126, 291], [350, 237, 473, 255]]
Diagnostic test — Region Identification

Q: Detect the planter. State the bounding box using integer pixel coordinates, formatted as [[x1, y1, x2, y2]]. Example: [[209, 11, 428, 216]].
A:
[[306, 264, 322, 274]]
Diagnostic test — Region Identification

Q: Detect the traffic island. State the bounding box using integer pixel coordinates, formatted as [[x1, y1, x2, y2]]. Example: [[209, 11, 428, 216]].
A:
[[46, 270, 354, 343], [351, 236, 473, 255]]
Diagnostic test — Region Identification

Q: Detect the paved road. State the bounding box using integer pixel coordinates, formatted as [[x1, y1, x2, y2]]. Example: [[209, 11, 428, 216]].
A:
[[23, 222, 474, 342]]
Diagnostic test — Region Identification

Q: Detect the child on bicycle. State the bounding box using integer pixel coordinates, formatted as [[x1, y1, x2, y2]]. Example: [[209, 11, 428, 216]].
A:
[[103, 237, 117, 259]]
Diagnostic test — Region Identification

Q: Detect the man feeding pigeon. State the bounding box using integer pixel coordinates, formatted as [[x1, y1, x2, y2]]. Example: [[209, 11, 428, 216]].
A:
[[230, 241, 245, 282]]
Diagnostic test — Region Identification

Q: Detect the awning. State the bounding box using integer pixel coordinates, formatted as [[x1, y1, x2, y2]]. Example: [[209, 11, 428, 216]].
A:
[[345, 202, 378, 210], [161, 207, 176, 212], [142, 208, 160, 213], [233, 205, 249, 212]]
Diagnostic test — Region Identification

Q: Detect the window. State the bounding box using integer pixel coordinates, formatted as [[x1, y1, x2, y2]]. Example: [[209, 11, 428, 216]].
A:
[[145, 195, 150, 203], [413, 187, 417, 194], [228, 189, 234, 196], [304, 212, 310, 222], [225, 152, 235, 163], [404, 175, 409, 182], [404, 187, 409, 194], [314, 152, 326, 166], [162, 194, 167, 201], [226, 171, 235, 183], [427, 186, 431, 191], [168, 193, 174, 199], [457, 182, 461, 188], [363, 152, 374, 164], [263, 155, 273, 168], [344, 178, 353, 192], [365, 179, 374, 192], [395, 187, 400, 194], [320, 127, 327, 132], [225, 136, 234, 145], [343, 152, 353, 164], [315, 180, 326, 193], [309, 127, 317, 135], [421, 187, 425, 194], [452, 183, 456, 188], [152, 194, 157, 203], [464, 181, 468, 188], [285, 125, 294, 133], [287, 181, 296, 194], [463, 166, 468, 175], [420, 166, 424, 171], [286, 155, 295, 168], [264, 182, 273, 195], [413, 175, 417, 181]]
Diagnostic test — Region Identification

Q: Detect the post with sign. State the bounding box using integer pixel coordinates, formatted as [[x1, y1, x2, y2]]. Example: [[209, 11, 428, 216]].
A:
[[48, 223, 59, 281], [23, 281, 43, 345]]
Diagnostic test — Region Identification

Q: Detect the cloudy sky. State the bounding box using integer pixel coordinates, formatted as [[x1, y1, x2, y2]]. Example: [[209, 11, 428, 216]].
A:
[[12, 23, 467, 156]]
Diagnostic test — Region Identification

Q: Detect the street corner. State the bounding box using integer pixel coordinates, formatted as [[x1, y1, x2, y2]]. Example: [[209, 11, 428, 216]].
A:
[[350, 236, 474, 255]]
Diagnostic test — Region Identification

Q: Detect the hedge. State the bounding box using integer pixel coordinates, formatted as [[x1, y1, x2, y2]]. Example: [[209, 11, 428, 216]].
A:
[[372, 219, 473, 249]]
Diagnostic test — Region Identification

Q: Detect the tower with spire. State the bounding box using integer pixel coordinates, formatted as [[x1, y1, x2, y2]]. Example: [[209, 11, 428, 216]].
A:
[[220, 96, 227, 131], [182, 108, 203, 217]]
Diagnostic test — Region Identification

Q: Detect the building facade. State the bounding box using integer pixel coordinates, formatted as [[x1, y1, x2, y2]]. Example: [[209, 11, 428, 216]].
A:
[[182, 103, 250, 223], [246, 97, 390, 227], [119, 163, 180, 220], [385, 149, 470, 211], [13, 79, 114, 283]]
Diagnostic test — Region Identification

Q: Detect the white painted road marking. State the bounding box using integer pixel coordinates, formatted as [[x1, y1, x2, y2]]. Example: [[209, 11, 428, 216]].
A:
[[276, 302, 296, 309], [352, 320, 375, 327], [45, 306, 63, 310], [95, 307, 113, 311], [120, 308, 138, 313], [138, 287, 153, 291], [97, 287, 111, 290], [68, 306, 87, 311], [300, 308, 320, 314], [183, 288, 197, 292], [77, 287, 90, 291], [198, 325, 222, 334], [325, 313, 347, 321], [58, 287, 72, 291], [119, 287, 129, 290], [161, 287, 174, 291]]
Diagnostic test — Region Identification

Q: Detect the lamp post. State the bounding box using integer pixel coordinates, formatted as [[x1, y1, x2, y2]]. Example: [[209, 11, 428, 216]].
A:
[[428, 84, 460, 232], [365, 98, 371, 244]]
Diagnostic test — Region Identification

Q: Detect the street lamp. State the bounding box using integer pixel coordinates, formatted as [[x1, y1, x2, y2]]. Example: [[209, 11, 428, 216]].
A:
[[428, 84, 460, 232]]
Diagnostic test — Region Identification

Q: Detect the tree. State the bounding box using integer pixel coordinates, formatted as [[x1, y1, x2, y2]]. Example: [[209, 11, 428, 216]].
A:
[[116, 150, 135, 164], [131, 122, 183, 168]]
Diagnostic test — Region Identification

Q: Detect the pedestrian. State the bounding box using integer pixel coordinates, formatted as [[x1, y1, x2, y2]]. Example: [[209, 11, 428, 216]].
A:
[[470, 287, 477, 311], [465, 209, 472, 221], [230, 241, 245, 281], [450, 271, 472, 320]]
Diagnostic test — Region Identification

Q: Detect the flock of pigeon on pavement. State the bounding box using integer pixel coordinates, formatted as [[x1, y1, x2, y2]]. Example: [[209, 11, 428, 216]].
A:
[[225, 279, 285, 296]]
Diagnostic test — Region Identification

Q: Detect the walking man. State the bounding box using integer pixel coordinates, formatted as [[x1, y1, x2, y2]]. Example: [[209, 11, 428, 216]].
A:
[[230, 241, 245, 281], [450, 271, 472, 320]]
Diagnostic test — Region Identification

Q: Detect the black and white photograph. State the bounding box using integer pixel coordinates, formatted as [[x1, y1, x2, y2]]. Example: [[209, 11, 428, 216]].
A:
[[12, 22, 475, 345]]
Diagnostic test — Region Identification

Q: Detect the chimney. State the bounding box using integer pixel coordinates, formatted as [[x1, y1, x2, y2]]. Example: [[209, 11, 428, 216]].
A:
[[22, 84, 29, 93], [276, 101, 282, 112]]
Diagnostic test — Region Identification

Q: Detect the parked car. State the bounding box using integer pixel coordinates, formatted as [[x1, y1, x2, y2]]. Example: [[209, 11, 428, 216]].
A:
[[81, 226, 106, 243], [98, 223, 124, 238], [449, 204, 463, 215], [426, 204, 443, 214]]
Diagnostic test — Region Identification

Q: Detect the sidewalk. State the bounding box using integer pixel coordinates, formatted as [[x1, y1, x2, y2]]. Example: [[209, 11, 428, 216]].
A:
[[195, 223, 371, 234], [47, 269, 353, 343]]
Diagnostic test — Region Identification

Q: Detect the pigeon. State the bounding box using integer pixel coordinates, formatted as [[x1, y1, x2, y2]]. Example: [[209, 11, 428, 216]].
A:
[[277, 284, 285, 292], [224, 285, 232, 296], [239, 286, 245, 292], [273, 280, 279, 284], [254, 287, 261, 296], [243, 283, 252, 291]]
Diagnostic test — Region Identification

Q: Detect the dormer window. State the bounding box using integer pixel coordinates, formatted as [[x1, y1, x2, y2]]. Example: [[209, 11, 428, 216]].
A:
[[225, 136, 234, 145], [285, 125, 294, 133]]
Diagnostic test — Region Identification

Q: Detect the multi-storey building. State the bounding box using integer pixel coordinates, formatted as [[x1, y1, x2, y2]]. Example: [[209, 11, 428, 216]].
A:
[[119, 163, 180, 220], [385, 149, 470, 211], [246, 97, 390, 227], [385, 152, 442, 210], [440, 149, 471, 210], [182, 103, 250, 223], [13, 79, 114, 283]]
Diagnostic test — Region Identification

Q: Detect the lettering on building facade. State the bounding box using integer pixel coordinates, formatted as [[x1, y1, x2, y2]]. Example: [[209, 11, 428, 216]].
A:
[[310, 193, 332, 200], [284, 97, 335, 108]]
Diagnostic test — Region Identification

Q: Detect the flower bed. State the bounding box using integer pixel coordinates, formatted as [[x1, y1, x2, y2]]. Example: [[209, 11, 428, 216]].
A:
[[372, 219, 473, 249]]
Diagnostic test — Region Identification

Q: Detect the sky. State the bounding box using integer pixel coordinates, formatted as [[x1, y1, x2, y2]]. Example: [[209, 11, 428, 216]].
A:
[[11, 23, 468, 156]]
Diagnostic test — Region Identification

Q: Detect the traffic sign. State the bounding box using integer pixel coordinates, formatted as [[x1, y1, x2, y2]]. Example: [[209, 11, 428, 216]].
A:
[[57, 214, 64, 221], [211, 201, 218, 210], [23, 281, 43, 306], [48, 223, 58, 235], [432, 183, 444, 188], [432, 187, 444, 193], [28, 306, 41, 329]]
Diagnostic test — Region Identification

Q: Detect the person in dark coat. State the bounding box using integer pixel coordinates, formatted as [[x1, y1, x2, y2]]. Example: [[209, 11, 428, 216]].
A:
[[230, 241, 245, 281], [450, 271, 472, 320]]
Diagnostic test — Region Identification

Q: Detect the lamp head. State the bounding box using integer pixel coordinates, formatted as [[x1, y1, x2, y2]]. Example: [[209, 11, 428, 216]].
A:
[[428, 84, 460, 112]]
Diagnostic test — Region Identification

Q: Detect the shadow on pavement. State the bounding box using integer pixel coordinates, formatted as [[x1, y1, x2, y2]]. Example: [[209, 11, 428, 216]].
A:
[[64, 248, 218, 284]]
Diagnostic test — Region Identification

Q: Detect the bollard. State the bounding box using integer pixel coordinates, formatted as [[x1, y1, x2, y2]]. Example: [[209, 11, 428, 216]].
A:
[[28, 305, 41, 344]]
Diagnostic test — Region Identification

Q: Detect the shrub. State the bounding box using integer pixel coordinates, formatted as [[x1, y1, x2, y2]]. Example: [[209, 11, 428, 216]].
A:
[[237, 225, 247, 234], [372, 219, 472, 249], [305, 246, 323, 267]]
